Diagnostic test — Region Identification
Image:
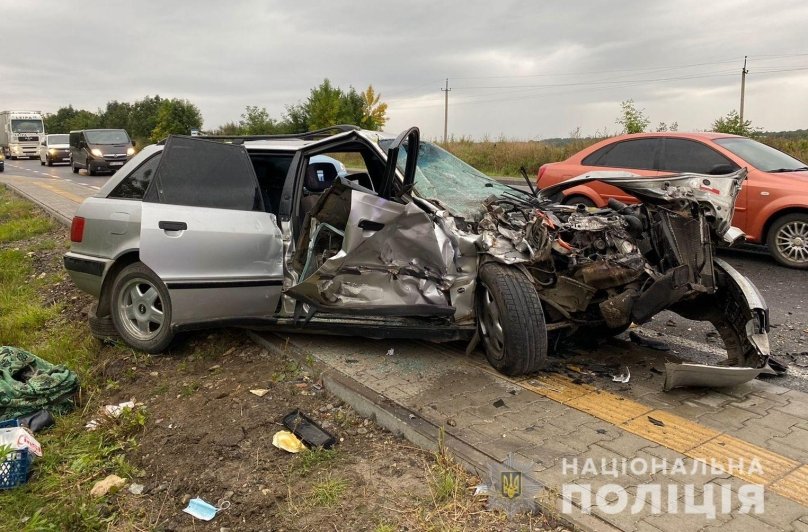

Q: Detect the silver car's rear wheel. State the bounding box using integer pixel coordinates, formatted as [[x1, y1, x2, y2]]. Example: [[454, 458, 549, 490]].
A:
[[111, 262, 174, 353], [767, 214, 808, 269]]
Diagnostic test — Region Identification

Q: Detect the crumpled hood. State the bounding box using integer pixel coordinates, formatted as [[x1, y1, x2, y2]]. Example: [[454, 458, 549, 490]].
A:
[[537, 169, 747, 240]]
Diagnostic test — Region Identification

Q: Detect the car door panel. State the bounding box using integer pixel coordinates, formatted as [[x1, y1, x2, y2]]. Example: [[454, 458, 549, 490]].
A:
[[286, 128, 455, 316], [139, 136, 284, 325]]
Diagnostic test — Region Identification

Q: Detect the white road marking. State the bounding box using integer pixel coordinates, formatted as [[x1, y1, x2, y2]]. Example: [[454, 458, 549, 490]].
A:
[[89, 186, 101, 190]]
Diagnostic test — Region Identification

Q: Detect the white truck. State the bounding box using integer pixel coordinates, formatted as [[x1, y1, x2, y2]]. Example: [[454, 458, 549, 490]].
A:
[[0, 110, 45, 159]]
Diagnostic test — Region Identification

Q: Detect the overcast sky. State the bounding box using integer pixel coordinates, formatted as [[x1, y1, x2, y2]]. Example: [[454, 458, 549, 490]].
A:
[[4, 0, 807, 140]]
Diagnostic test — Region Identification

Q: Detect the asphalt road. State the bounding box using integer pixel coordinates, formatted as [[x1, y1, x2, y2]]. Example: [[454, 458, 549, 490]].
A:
[[3, 156, 112, 190], [4, 157, 808, 390]]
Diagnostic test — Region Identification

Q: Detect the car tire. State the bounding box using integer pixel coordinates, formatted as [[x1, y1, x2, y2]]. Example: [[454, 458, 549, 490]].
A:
[[86, 159, 95, 176], [72, 161, 79, 174], [477, 262, 548, 376], [562, 195, 596, 208], [110, 262, 174, 353], [88, 310, 119, 340], [767, 213, 808, 269], [47, 157, 53, 167], [40, 158, 45, 166]]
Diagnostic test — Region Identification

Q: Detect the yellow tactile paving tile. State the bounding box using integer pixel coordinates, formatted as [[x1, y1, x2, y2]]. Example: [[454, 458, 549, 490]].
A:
[[688, 434, 800, 485], [460, 367, 808, 507], [521, 373, 595, 403], [622, 408, 720, 453], [567, 390, 654, 425], [771, 465, 808, 506]]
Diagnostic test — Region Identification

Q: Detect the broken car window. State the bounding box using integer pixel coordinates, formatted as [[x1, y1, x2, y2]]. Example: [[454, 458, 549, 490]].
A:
[[379, 139, 521, 219]]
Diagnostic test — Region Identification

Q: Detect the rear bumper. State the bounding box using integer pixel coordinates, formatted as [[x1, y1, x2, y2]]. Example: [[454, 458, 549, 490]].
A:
[[63, 252, 111, 297]]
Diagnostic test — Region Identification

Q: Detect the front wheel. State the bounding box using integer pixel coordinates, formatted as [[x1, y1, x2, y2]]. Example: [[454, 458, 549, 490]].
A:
[[477, 262, 548, 375], [767, 213, 808, 269], [110, 262, 174, 353], [562, 195, 596, 208]]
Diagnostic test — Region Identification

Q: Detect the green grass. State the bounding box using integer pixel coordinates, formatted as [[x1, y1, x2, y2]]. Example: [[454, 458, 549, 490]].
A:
[[0, 185, 140, 530], [310, 475, 348, 507], [294, 448, 340, 474]]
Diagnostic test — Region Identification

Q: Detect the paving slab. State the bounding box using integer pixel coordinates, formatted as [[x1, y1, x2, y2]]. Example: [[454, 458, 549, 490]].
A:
[[251, 331, 808, 530]]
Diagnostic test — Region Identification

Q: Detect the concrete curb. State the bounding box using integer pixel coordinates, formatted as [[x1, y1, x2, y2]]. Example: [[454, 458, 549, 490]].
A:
[[1, 179, 72, 227], [249, 331, 618, 532]]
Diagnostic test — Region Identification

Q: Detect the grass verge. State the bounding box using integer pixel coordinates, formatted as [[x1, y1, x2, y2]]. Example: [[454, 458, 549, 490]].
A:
[[0, 186, 140, 531]]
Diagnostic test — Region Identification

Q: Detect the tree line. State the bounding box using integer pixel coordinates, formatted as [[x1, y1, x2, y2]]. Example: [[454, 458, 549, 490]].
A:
[[615, 99, 759, 136], [42, 79, 389, 147]]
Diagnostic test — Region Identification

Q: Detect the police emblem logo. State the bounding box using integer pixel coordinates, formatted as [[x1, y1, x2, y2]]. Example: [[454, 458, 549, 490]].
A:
[[501, 471, 521, 498]]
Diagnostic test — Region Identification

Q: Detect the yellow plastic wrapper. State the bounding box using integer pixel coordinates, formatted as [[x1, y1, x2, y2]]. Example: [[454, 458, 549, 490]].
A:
[[272, 430, 306, 453]]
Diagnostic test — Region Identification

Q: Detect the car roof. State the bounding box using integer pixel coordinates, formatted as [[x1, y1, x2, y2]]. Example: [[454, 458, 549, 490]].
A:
[[605, 131, 743, 141]]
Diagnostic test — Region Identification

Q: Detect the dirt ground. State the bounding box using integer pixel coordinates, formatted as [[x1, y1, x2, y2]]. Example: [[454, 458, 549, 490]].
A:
[[7, 212, 561, 531]]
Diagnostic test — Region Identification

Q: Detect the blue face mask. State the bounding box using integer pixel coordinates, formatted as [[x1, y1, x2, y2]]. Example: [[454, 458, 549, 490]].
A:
[[183, 498, 226, 521]]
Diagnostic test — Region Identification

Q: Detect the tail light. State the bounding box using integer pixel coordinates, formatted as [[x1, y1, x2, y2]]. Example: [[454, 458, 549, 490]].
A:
[[70, 216, 85, 242]]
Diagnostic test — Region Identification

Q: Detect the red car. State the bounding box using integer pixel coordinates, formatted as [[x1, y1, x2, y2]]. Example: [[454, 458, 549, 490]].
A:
[[537, 132, 808, 268]]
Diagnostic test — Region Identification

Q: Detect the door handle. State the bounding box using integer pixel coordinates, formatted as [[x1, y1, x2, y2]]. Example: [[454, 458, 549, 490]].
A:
[[158, 221, 187, 231]]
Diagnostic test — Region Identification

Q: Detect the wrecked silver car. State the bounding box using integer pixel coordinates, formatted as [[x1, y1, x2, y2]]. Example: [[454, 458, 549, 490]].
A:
[[64, 126, 781, 389]]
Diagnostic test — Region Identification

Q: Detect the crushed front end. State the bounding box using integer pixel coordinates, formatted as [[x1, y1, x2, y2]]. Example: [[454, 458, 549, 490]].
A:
[[477, 170, 781, 390]]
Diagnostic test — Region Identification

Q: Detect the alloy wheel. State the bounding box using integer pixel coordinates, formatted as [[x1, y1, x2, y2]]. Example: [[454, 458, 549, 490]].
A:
[[775, 219, 808, 264], [116, 277, 165, 341]]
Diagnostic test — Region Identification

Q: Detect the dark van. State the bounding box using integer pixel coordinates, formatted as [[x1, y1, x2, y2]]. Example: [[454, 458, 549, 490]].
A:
[[70, 129, 135, 176]]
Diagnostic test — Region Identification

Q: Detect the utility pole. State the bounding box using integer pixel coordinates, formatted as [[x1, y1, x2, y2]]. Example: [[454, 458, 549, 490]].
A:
[[739, 56, 748, 124], [441, 78, 451, 145]]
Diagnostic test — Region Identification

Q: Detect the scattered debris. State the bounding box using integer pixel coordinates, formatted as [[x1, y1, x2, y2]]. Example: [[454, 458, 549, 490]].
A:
[[629, 331, 670, 351], [611, 366, 631, 383], [596, 428, 608, 434], [104, 400, 135, 418], [17, 410, 54, 433], [90, 474, 126, 497], [271, 430, 306, 453], [446, 418, 457, 427], [386, 348, 395, 356], [85, 400, 138, 431], [665, 319, 677, 327], [128, 483, 145, 495], [282, 409, 336, 449], [249, 389, 270, 398], [182, 497, 229, 521], [0, 346, 80, 420], [0, 426, 43, 457], [492, 399, 506, 408], [647, 416, 665, 427]]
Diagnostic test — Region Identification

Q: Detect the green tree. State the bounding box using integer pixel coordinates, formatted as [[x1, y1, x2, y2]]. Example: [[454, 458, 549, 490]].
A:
[[150, 99, 203, 142], [100, 100, 132, 130], [66, 110, 102, 131], [239, 105, 277, 134], [616, 99, 650, 134], [129, 95, 163, 141], [214, 121, 244, 135], [360, 85, 388, 130], [44, 106, 80, 133], [282, 103, 309, 133], [337, 87, 365, 126], [306, 79, 344, 130], [711, 110, 759, 136]]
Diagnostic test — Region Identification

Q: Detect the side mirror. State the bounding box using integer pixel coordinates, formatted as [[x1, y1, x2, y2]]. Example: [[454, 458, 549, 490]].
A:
[[41, 142, 46, 147], [708, 164, 737, 175], [131, 140, 136, 147]]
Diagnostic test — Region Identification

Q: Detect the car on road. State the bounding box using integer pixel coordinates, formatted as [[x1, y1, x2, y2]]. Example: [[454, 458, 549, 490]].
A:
[[39, 133, 71, 166], [64, 126, 781, 388], [69, 129, 135, 176], [537, 132, 808, 269]]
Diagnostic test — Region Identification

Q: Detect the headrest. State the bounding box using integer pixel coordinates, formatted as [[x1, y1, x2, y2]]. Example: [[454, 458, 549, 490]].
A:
[[305, 162, 339, 192]]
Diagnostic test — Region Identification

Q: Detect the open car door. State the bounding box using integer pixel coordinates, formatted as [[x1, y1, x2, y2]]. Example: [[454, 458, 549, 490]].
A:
[[139, 136, 284, 327], [286, 128, 457, 318]]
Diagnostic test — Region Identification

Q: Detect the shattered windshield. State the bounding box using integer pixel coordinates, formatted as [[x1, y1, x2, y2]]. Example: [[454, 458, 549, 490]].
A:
[[379, 139, 522, 218]]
